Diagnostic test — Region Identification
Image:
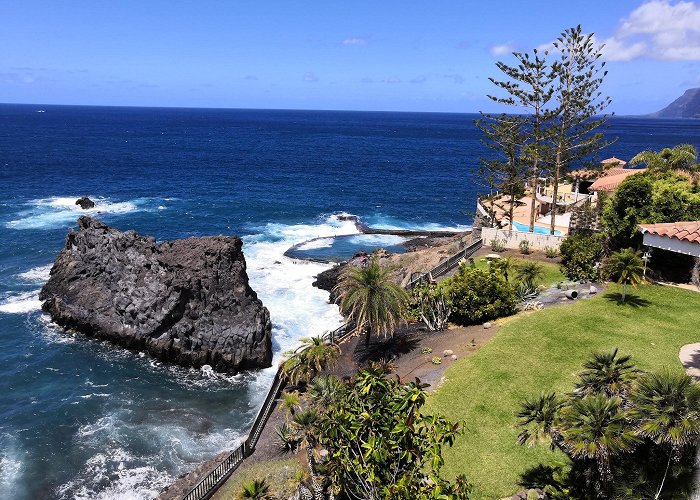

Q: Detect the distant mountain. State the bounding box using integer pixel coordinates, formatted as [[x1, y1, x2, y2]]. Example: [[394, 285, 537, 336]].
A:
[[649, 88, 700, 119]]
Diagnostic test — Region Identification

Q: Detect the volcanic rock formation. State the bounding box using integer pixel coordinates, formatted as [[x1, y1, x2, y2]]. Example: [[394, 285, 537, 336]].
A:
[[40, 217, 272, 373], [75, 196, 95, 209]]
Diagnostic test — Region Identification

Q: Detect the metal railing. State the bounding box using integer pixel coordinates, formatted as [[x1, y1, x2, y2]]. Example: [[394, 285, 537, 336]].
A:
[[182, 364, 286, 500], [406, 238, 483, 289]]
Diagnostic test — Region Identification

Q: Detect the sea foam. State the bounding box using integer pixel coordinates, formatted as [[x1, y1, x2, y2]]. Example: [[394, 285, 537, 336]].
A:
[[5, 196, 152, 230], [0, 291, 42, 314]]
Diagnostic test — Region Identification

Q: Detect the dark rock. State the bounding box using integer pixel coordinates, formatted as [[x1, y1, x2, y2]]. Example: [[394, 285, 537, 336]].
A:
[[75, 196, 95, 209], [312, 252, 369, 304], [40, 217, 272, 373]]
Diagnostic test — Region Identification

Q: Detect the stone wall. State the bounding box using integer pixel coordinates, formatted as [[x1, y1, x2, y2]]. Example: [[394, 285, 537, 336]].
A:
[[481, 227, 566, 251]]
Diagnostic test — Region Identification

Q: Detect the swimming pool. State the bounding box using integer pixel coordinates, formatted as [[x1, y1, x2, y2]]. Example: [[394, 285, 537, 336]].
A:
[[511, 220, 562, 236]]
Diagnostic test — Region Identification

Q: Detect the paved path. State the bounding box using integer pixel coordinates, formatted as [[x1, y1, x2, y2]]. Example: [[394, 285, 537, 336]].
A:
[[679, 343, 700, 381]]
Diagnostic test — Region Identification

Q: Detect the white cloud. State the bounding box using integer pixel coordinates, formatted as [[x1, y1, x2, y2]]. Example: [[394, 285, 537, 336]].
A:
[[342, 37, 368, 46], [602, 0, 700, 61], [489, 43, 514, 56], [303, 72, 319, 82]]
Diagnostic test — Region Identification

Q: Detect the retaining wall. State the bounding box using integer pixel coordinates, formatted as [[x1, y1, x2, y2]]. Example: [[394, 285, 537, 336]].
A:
[[481, 227, 566, 251]]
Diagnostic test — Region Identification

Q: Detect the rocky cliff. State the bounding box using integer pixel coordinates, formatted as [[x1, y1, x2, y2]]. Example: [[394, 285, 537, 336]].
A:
[[40, 217, 272, 373], [649, 88, 700, 119]]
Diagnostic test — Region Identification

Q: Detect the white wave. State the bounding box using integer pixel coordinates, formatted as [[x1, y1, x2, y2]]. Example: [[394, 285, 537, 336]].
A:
[[0, 434, 24, 496], [295, 237, 333, 250], [5, 196, 150, 230], [0, 290, 42, 314], [243, 214, 356, 364], [364, 214, 470, 232], [17, 264, 53, 283]]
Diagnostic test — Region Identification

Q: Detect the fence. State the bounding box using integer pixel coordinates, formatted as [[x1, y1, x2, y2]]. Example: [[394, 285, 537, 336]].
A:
[[481, 227, 565, 251], [406, 238, 483, 289]]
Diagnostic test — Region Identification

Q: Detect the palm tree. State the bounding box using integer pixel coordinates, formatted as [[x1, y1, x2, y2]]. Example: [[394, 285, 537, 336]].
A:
[[629, 370, 700, 498], [516, 261, 545, 287], [604, 248, 644, 302], [238, 478, 272, 500], [492, 256, 515, 282], [282, 336, 341, 385], [308, 374, 346, 408], [630, 144, 697, 174], [290, 408, 325, 500], [575, 349, 639, 398], [517, 392, 564, 448], [334, 257, 409, 347], [558, 395, 639, 496], [280, 390, 301, 417]]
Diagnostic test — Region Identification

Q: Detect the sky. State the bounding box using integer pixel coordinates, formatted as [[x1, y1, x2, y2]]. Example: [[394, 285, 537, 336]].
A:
[[1, 1, 699, 114]]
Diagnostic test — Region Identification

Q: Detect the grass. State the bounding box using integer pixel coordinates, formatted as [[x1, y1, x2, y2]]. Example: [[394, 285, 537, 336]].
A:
[[473, 256, 566, 287], [211, 457, 303, 500], [428, 283, 700, 499]]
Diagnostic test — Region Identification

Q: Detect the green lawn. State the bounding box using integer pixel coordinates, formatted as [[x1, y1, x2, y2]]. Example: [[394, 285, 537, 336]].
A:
[[472, 256, 566, 287], [428, 283, 700, 499], [212, 457, 302, 500]]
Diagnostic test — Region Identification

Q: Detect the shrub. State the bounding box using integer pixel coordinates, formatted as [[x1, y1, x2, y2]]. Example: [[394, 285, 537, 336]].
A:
[[431, 357, 442, 365], [558, 232, 606, 281], [519, 239, 531, 255], [490, 238, 506, 252], [545, 246, 559, 259], [421, 346, 433, 354], [521, 300, 544, 311], [441, 265, 518, 325]]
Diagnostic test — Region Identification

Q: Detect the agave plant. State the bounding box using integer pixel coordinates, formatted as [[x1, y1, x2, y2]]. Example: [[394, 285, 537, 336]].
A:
[[238, 478, 272, 500]]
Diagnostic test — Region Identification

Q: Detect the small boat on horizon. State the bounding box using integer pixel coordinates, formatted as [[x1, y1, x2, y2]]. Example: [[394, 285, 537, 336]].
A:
[[36, 110, 45, 113]]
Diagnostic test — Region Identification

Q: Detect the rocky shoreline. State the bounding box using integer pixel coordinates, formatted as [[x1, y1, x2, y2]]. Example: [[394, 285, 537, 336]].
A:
[[40, 217, 273, 373]]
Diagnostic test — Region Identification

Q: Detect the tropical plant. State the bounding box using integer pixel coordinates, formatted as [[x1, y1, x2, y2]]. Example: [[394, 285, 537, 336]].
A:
[[518, 351, 700, 498], [275, 421, 300, 454], [316, 368, 471, 499], [238, 478, 273, 500], [308, 374, 346, 408], [557, 395, 639, 495], [519, 239, 531, 255], [410, 281, 451, 331], [604, 248, 644, 302], [290, 409, 327, 500], [282, 336, 341, 385], [365, 357, 398, 375], [515, 281, 539, 302], [280, 390, 301, 417], [629, 370, 700, 498], [334, 257, 409, 347], [516, 261, 545, 287], [490, 238, 506, 252], [545, 246, 559, 259], [629, 144, 698, 174], [442, 264, 518, 325], [492, 255, 515, 282], [575, 349, 639, 398]]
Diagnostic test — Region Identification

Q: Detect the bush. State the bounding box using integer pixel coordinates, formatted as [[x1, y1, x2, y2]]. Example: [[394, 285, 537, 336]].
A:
[[441, 265, 518, 325], [559, 233, 606, 281], [519, 239, 531, 255], [490, 238, 506, 252], [545, 246, 559, 259]]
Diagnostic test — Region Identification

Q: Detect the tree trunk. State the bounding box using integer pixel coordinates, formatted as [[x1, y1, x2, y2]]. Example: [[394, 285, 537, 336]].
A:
[[529, 157, 539, 232], [622, 284, 627, 303], [365, 326, 371, 347], [550, 148, 562, 235], [655, 453, 672, 499]]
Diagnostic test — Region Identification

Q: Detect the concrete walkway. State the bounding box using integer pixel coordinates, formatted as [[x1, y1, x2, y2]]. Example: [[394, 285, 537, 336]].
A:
[[679, 343, 700, 381]]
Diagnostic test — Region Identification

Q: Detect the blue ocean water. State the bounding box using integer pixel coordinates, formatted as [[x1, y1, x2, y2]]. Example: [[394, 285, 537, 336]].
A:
[[0, 104, 698, 499]]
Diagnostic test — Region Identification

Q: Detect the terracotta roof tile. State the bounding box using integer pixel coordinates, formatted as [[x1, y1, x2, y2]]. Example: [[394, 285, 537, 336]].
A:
[[639, 221, 700, 244], [589, 168, 646, 192]]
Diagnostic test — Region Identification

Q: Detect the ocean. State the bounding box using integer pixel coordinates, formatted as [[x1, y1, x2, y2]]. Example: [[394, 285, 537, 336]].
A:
[[0, 104, 698, 499]]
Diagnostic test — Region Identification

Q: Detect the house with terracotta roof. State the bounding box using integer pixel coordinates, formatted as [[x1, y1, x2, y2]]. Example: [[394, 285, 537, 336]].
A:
[[589, 168, 647, 193], [639, 221, 700, 258]]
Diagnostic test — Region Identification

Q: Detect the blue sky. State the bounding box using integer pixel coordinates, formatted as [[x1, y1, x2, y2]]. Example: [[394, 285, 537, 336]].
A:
[[1, 1, 699, 114]]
